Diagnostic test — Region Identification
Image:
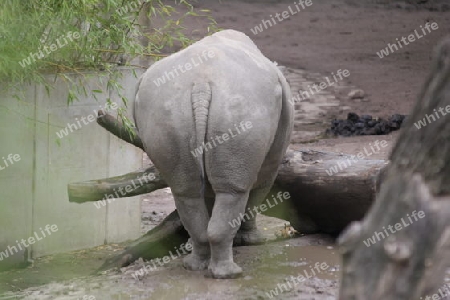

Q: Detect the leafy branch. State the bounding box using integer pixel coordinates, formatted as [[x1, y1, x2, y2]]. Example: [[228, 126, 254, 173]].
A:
[[0, 0, 219, 138]]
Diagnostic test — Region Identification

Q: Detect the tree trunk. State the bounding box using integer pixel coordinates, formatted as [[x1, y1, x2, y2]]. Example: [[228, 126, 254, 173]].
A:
[[96, 110, 144, 150], [69, 148, 386, 234], [69, 147, 385, 270], [338, 38, 450, 300], [72, 148, 385, 270], [97, 210, 188, 272], [275, 149, 386, 234], [71, 95, 386, 271], [68, 165, 165, 203]]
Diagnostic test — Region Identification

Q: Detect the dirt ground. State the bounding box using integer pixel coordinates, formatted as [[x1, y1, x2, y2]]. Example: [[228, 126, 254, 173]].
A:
[[2, 0, 450, 299], [185, 0, 450, 154]]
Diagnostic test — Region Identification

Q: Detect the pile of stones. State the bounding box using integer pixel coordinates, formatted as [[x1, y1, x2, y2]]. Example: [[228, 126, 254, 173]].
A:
[[327, 112, 406, 136]]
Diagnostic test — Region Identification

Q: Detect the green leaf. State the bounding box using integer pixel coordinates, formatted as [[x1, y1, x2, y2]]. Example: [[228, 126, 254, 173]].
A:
[[1, 0, 219, 138]]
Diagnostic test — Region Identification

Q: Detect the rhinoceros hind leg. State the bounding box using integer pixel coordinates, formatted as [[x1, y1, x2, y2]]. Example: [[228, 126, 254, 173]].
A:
[[173, 195, 210, 271], [233, 227, 265, 246], [207, 191, 249, 279], [234, 186, 272, 245]]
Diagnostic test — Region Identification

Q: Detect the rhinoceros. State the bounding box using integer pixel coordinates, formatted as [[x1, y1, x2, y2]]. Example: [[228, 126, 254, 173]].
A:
[[134, 29, 293, 278]]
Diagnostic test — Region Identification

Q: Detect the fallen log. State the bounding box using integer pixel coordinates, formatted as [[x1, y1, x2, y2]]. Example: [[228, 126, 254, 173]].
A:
[[71, 107, 387, 270], [69, 148, 385, 192], [96, 110, 144, 150], [70, 147, 386, 270], [69, 147, 386, 234], [68, 165, 166, 203], [274, 149, 387, 234], [97, 210, 188, 272], [338, 38, 450, 300]]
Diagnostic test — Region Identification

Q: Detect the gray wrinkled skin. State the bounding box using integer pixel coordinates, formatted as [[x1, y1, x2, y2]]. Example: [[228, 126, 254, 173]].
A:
[[134, 30, 293, 279]]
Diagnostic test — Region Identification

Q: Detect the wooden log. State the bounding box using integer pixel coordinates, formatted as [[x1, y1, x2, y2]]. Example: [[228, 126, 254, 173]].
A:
[[97, 110, 145, 150], [69, 149, 386, 233], [72, 101, 386, 271], [68, 165, 166, 203], [96, 210, 188, 272], [338, 38, 450, 300], [91, 111, 386, 230], [274, 150, 387, 234], [72, 149, 386, 270]]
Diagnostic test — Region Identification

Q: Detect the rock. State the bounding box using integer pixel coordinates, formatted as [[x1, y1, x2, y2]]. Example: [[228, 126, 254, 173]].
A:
[[327, 112, 407, 137], [390, 114, 406, 123], [360, 115, 373, 122], [348, 89, 365, 99], [362, 127, 377, 135], [388, 121, 399, 129], [347, 112, 360, 123], [367, 120, 376, 127]]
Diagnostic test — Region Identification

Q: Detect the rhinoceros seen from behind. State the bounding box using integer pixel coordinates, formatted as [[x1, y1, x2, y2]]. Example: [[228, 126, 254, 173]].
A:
[[134, 29, 293, 278]]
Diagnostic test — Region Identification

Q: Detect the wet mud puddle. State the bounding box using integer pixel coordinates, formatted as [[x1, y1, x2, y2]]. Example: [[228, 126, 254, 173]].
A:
[[145, 243, 341, 300], [1, 237, 340, 300]]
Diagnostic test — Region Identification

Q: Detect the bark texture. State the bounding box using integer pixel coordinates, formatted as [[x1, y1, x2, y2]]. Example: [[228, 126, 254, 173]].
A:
[[97, 210, 188, 272], [71, 148, 385, 270], [68, 165, 165, 203], [338, 38, 450, 300], [275, 150, 386, 234], [69, 147, 385, 234], [71, 102, 386, 270], [96, 110, 144, 150]]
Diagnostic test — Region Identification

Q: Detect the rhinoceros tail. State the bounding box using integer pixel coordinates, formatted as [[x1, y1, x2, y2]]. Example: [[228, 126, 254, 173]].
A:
[[191, 82, 212, 196]]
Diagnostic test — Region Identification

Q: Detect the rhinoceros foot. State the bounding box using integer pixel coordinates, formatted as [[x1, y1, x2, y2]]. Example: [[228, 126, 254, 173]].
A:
[[183, 253, 209, 271], [207, 261, 243, 279], [233, 228, 266, 246]]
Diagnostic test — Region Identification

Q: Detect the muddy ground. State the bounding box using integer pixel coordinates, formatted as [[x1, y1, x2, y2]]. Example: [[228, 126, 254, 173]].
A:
[[1, 0, 450, 299]]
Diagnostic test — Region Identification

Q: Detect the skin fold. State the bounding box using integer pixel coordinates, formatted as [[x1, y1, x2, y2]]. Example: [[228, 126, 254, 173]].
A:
[[134, 29, 293, 279]]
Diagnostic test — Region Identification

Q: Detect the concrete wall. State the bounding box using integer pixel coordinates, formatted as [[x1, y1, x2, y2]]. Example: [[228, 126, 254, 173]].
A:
[[0, 69, 143, 270]]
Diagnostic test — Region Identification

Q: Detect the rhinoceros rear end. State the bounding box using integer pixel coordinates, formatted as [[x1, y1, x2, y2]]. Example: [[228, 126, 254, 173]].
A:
[[134, 29, 293, 279]]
